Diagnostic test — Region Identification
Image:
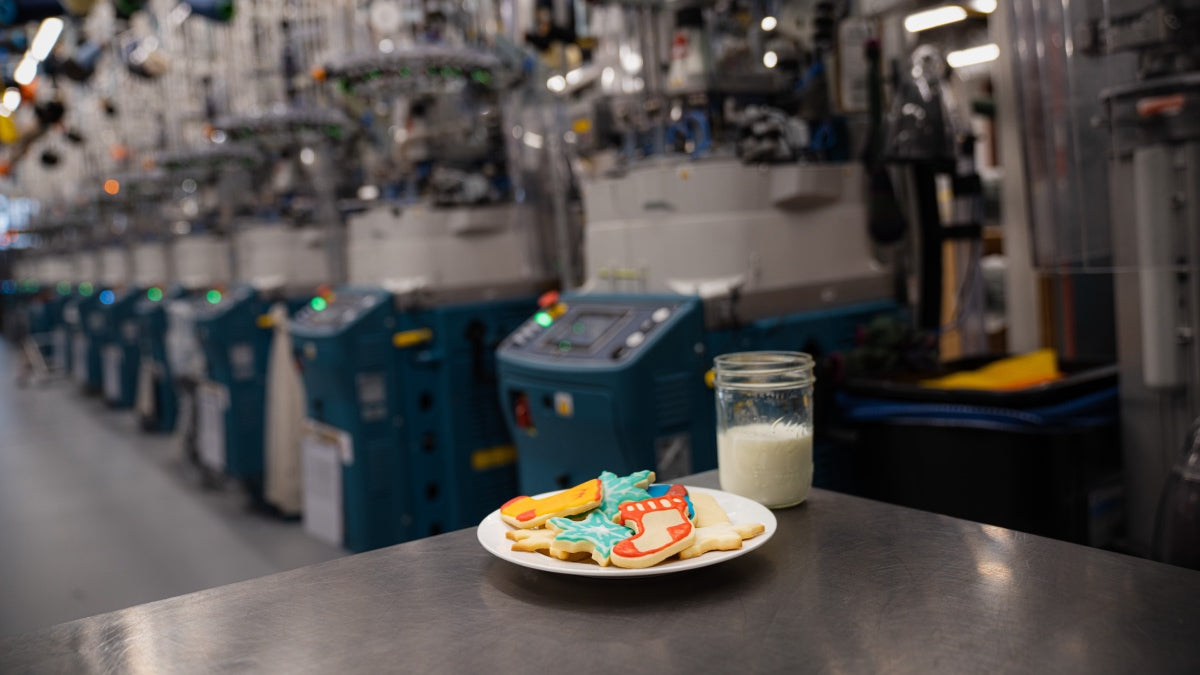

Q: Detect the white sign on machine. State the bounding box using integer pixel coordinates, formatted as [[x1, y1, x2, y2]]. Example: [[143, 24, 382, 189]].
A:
[[196, 381, 230, 473], [72, 333, 88, 384], [52, 328, 67, 372], [301, 419, 353, 547], [102, 344, 123, 402]]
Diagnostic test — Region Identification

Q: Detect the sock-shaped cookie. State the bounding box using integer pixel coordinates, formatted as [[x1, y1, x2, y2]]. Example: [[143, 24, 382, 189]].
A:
[[678, 492, 766, 560], [500, 478, 603, 529], [610, 495, 695, 569]]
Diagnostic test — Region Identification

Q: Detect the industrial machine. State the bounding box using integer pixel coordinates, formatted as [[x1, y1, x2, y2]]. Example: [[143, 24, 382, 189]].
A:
[[134, 285, 183, 431], [290, 23, 561, 549], [66, 208, 107, 394], [89, 186, 147, 409], [155, 146, 241, 439], [129, 183, 181, 431], [193, 284, 278, 490], [19, 217, 74, 371], [1001, 0, 1200, 555], [497, 1, 901, 493], [98, 285, 144, 408], [150, 144, 257, 438], [186, 112, 343, 501], [68, 285, 105, 394]]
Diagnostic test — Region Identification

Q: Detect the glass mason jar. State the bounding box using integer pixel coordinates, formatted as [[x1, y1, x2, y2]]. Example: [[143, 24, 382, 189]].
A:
[[714, 351, 815, 508]]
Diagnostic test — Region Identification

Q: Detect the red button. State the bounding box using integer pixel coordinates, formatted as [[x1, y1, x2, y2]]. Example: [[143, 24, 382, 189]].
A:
[[514, 394, 533, 430], [538, 290, 560, 309]]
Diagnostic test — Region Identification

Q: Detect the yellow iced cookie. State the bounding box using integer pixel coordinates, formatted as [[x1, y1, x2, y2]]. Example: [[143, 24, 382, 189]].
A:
[[499, 478, 604, 529]]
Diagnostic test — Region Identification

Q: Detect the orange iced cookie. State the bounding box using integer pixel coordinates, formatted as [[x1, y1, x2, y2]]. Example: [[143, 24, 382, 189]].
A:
[[499, 478, 604, 529]]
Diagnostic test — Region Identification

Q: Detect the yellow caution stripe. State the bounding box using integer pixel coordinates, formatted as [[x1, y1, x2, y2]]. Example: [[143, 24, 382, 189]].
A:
[[392, 328, 433, 349], [472, 444, 518, 471]]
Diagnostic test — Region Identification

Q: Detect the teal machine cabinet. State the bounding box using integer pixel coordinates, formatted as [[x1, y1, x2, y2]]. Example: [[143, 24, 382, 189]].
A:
[[497, 294, 897, 494], [290, 288, 405, 552], [68, 287, 106, 394], [135, 286, 183, 432], [193, 287, 275, 493], [98, 287, 144, 408], [27, 290, 70, 367], [290, 289, 535, 551]]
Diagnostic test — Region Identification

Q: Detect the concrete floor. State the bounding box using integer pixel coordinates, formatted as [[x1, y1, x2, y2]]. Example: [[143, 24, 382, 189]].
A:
[[0, 341, 345, 639]]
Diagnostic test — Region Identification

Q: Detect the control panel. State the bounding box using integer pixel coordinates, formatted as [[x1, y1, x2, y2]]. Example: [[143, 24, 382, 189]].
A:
[[501, 299, 684, 363], [193, 287, 254, 319], [291, 289, 388, 332]]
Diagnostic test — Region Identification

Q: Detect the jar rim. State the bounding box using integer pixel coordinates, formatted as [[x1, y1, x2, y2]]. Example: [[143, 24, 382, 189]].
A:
[[713, 351, 814, 370], [713, 351, 815, 387]]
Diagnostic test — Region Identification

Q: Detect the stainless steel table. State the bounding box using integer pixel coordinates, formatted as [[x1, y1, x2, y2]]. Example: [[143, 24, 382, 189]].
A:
[[3, 471, 1199, 674]]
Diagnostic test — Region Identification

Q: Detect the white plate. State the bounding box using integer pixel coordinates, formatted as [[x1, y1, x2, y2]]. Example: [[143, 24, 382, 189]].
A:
[[477, 485, 777, 578]]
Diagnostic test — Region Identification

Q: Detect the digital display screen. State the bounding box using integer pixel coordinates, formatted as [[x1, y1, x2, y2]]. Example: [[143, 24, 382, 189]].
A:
[[543, 311, 626, 351]]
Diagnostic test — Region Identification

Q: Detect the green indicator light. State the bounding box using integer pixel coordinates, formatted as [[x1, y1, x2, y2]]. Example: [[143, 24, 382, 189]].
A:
[[311, 297, 327, 312], [56, 281, 71, 295], [79, 282, 94, 296], [558, 340, 572, 353], [147, 287, 163, 302], [206, 290, 222, 305], [471, 70, 491, 85], [534, 312, 553, 328]]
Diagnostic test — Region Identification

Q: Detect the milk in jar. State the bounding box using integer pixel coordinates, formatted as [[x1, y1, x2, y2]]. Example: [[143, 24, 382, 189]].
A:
[[718, 422, 813, 508]]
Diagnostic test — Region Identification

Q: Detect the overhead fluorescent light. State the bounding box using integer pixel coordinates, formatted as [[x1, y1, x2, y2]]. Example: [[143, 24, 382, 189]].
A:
[[546, 75, 566, 93], [1, 88, 19, 113], [947, 43, 1000, 68], [904, 6, 968, 32], [30, 17, 64, 62], [968, 0, 998, 13], [761, 16, 777, 32], [523, 132, 544, 149], [619, 44, 642, 74], [763, 51, 778, 69], [13, 55, 39, 86]]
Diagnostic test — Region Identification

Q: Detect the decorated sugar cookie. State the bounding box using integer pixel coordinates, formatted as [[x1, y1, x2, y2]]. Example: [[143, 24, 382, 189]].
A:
[[500, 478, 604, 529], [598, 470, 655, 522], [548, 511, 635, 566], [610, 495, 696, 569], [647, 483, 694, 520], [507, 523, 590, 561], [678, 492, 766, 560], [506, 527, 558, 553]]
